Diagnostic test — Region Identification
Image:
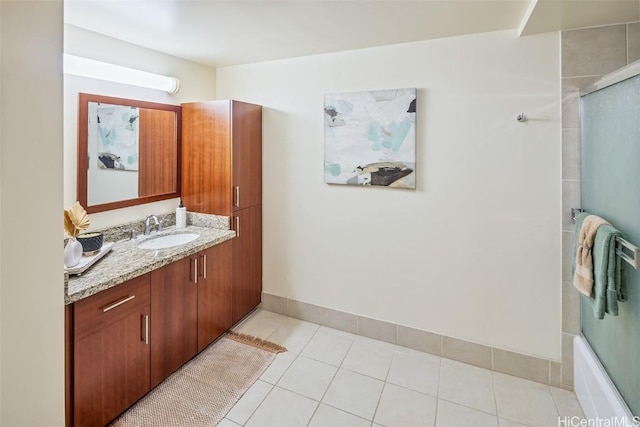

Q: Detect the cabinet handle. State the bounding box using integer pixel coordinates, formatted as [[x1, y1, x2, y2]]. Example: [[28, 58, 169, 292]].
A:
[[201, 254, 207, 279], [142, 314, 149, 345], [235, 216, 240, 238], [102, 295, 135, 312], [192, 257, 198, 284], [234, 186, 240, 207]]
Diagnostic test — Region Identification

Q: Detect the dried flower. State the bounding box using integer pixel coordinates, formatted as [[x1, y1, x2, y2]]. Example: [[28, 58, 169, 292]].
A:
[[64, 201, 90, 238]]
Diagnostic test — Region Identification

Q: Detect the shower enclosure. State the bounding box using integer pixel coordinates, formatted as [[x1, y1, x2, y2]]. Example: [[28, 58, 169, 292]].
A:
[[579, 65, 640, 417]]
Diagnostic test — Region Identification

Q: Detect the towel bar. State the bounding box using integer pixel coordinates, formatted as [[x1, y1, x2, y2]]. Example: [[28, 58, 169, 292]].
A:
[[571, 208, 640, 270]]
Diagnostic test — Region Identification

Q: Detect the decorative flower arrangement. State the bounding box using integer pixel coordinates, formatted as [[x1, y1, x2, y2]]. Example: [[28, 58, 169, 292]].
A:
[[64, 201, 90, 238]]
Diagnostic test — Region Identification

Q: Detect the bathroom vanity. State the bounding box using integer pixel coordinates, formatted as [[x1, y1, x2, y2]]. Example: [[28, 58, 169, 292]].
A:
[[65, 222, 235, 427], [66, 96, 263, 426]]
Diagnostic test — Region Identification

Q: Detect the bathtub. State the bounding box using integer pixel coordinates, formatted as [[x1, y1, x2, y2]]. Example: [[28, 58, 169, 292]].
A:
[[574, 335, 635, 423]]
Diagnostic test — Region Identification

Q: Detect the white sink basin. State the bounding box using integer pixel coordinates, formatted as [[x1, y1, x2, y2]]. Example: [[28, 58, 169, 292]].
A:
[[137, 233, 200, 250]]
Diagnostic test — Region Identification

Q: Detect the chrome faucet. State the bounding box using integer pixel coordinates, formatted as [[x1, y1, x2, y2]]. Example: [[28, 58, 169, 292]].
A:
[[144, 215, 161, 235]]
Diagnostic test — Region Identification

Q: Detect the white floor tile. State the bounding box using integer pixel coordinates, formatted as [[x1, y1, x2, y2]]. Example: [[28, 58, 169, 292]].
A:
[[302, 329, 354, 366], [217, 418, 242, 427], [341, 336, 396, 380], [260, 351, 297, 384], [386, 348, 440, 397], [322, 368, 385, 420], [245, 386, 318, 427], [308, 404, 371, 427], [233, 309, 287, 339], [267, 317, 319, 353], [439, 358, 496, 415], [373, 383, 437, 427], [318, 325, 357, 340], [277, 355, 337, 400], [498, 418, 529, 427], [226, 380, 273, 425], [493, 372, 559, 427], [549, 386, 586, 420], [435, 399, 499, 427]]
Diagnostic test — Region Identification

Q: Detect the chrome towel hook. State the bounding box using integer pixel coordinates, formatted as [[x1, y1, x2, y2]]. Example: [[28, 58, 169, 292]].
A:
[[516, 113, 527, 123]]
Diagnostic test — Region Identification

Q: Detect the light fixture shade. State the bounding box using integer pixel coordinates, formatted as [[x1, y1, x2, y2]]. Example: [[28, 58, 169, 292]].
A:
[[63, 54, 180, 94]]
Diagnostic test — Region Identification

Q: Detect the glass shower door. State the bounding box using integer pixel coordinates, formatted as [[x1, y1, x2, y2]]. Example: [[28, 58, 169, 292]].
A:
[[581, 74, 640, 416]]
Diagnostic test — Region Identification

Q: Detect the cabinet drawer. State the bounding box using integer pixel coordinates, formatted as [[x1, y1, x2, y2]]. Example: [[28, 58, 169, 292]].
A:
[[74, 274, 150, 340]]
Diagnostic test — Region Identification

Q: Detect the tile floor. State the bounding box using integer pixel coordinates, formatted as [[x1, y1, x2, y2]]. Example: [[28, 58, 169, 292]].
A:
[[217, 309, 585, 427]]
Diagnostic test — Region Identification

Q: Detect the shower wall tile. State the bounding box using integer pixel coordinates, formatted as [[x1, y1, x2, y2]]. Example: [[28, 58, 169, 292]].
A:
[[562, 129, 580, 180], [288, 300, 323, 324], [562, 281, 581, 335], [562, 180, 580, 231], [562, 76, 601, 92], [492, 348, 550, 384], [562, 231, 575, 282], [397, 325, 442, 356], [562, 90, 580, 129], [261, 292, 288, 315], [562, 25, 627, 77], [442, 336, 492, 369], [627, 22, 640, 63], [357, 316, 397, 344], [562, 333, 575, 387]]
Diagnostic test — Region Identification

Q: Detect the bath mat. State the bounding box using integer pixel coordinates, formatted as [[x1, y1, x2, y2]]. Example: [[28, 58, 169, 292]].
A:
[[110, 333, 286, 427]]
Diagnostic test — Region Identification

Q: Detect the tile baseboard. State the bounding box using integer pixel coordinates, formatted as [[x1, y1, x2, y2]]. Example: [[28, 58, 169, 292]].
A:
[[261, 292, 569, 388]]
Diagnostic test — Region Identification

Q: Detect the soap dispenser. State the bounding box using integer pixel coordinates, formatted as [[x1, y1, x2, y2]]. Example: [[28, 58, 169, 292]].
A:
[[176, 199, 187, 229]]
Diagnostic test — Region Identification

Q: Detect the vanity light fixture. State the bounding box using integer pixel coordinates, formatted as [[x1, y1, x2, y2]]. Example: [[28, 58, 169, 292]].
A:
[[63, 54, 180, 94]]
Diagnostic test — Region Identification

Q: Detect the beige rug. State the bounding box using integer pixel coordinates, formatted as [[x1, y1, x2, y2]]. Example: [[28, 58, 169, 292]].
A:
[[111, 332, 286, 427]]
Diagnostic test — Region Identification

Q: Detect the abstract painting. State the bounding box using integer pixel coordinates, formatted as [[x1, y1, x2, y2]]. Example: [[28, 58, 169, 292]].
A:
[[324, 88, 416, 188], [93, 103, 140, 171]]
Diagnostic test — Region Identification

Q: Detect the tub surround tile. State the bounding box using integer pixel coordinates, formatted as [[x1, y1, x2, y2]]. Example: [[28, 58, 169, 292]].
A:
[[562, 129, 580, 181], [562, 25, 627, 77], [562, 76, 601, 92], [562, 180, 580, 232], [562, 231, 576, 283], [562, 90, 580, 129], [65, 224, 235, 304], [492, 348, 549, 385], [562, 333, 575, 387], [442, 336, 492, 369], [628, 22, 640, 63], [562, 281, 581, 335]]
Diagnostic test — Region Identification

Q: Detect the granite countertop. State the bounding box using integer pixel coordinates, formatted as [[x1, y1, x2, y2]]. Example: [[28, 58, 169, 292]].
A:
[[65, 225, 235, 304]]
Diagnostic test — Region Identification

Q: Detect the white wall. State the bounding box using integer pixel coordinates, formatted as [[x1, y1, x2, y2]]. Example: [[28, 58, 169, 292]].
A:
[[217, 30, 562, 360], [64, 25, 217, 230], [1, 2, 64, 425]]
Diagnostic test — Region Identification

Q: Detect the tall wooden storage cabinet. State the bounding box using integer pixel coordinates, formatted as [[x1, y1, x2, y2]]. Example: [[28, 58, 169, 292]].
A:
[[181, 100, 262, 323]]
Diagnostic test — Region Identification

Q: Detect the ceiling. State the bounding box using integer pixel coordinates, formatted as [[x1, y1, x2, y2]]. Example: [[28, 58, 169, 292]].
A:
[[64, 0, 640, 69]]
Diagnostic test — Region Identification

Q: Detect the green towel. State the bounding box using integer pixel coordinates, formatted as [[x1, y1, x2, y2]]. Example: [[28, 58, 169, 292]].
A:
[[586, 223, 627, 319]]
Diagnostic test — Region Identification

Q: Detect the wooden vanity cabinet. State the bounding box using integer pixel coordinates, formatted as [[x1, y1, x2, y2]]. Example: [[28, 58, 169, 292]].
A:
[[197, 240, 233, 352], [72, 274, 151, 427], [181, 100, 263, 324], [150, 256, 198, 387]]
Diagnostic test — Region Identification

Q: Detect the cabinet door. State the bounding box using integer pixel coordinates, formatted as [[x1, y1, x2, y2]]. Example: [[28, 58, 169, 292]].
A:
[[150, 256, 198, 387], [231, 101, 262, 211], [73, 276, 150, 427], [232, 204, 263, 323], [197, 241, 233, 352], [182, 101, 232, 215]]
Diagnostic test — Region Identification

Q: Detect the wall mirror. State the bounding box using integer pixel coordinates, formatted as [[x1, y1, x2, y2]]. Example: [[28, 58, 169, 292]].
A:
[[78, 93, 181, 213]]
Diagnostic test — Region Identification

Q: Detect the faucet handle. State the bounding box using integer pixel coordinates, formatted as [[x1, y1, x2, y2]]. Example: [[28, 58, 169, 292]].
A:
[[129, 229, 139, 240]]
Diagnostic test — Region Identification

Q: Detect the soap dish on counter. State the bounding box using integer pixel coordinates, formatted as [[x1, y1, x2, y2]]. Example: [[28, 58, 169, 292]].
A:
[[65, 242, 114, 276]]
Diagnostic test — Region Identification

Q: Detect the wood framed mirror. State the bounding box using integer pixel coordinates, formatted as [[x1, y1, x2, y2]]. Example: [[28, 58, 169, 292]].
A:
[[77, 93, 181, 214]]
